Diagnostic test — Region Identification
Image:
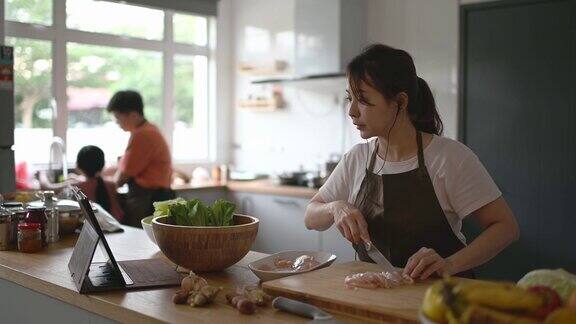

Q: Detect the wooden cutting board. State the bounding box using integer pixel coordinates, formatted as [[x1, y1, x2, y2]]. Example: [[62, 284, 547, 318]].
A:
[[262, 261, 432, 323]]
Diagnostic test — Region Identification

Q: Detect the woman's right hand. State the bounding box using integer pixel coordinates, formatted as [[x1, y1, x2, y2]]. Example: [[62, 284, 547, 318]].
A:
[[329, 200, 370, 245]]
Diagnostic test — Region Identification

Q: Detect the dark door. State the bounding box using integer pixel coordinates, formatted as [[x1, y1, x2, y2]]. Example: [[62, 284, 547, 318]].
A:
[[460, 0, 576, 280]]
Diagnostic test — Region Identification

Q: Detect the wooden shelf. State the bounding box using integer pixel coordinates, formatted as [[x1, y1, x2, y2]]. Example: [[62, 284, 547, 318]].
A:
[[237, 60, 289, 77], [237, 94, 284, 112]]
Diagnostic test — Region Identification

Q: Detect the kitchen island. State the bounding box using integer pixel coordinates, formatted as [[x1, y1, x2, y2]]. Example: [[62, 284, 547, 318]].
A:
[[0, 226, 371, 323]]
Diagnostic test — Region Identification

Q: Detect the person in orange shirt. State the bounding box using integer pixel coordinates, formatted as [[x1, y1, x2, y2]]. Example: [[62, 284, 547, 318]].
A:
[[107, 90, 175, 227]]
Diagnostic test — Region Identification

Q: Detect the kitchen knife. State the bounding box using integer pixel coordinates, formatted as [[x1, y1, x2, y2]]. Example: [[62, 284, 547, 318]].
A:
[[364, 241, 396, 273], [272, 297, 343, 324]]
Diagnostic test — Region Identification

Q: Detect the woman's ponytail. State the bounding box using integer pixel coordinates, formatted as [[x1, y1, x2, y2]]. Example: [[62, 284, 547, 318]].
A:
[[411, 77, 443, 135]]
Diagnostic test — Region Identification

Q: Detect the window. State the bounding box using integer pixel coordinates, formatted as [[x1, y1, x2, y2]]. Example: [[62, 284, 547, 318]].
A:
[[5, 0, 214, 165], [5, 0, 52, 26], [5, 37, 53, 163], [66, 43, 162, 162], [66, 0, 164, 41], [174, 13, 207, 46], [173, 55, 209, 160]]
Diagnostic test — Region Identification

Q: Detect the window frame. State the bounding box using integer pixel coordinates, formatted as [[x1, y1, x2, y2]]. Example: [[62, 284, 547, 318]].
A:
[[4, 0, 216, 164]]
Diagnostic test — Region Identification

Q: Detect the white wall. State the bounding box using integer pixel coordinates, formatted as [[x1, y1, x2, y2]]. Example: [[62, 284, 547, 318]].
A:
[[214, 0, 234, 165], [367, 0, 459, 139], [229, 0, 362, 174], [228, 0, 466, 174]]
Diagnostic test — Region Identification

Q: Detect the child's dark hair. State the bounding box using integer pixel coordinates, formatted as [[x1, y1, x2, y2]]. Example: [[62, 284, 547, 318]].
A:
[[347, 44, 443, 135], [76, 145, 111, 213], [106, 90, 144, 116]]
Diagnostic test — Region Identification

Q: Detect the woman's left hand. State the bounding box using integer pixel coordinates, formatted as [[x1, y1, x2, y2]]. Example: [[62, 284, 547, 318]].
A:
[[403, 247, 453, 280]]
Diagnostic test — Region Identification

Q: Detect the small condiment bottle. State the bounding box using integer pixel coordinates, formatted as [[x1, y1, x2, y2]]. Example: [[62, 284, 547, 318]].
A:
[[211, 165, 221, 182], [25, 206, 48, 247], [0, 209, 13, 251], [2, 202, 26, 248], [43, 192, 59, 243], [2, 202, 27, 221], [18, 222, 43, 253], [220, 165, 229, 184]]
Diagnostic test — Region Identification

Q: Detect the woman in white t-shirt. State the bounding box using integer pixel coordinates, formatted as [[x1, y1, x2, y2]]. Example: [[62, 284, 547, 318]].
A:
[[304, 44, 519, 279]]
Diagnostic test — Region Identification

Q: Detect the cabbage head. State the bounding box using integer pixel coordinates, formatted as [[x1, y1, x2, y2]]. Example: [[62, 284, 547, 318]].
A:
[[517, 269, 576, 301]]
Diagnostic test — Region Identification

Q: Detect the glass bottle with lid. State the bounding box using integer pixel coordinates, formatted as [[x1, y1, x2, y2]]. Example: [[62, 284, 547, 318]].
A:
[[2, 202, 25, 248], [18, 222, 43, 253], [2, 202, 27, 221], [0, 208, 12, 251], [25, 206, 48, 246]]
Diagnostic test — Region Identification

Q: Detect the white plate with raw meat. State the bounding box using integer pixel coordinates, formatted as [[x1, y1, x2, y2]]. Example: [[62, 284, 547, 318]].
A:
[[248, 250, 337, 282]]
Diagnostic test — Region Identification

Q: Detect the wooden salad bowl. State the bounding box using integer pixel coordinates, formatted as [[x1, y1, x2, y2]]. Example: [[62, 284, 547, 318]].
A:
[[152, 214, 259, 272]]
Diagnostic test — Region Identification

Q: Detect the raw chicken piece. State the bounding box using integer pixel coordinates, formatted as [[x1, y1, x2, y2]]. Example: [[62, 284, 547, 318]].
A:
[[292, 255, 320, 271], [274, 258, 293, 269], [344, 271, 413, 289], [273, 255, 320, 271]]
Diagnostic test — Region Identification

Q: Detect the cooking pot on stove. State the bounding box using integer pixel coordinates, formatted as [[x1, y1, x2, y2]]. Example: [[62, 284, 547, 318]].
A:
[[277, 172, 310, 187]]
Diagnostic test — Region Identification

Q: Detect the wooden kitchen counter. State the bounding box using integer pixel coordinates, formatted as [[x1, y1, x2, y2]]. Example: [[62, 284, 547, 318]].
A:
[[0, 226, 368, 323], [226, 180, 318, 199], [171, 180, 227, 191], [171, 180, 318, 199]]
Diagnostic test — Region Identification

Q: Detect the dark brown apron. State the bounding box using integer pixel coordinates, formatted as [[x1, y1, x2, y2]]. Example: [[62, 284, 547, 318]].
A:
[[353, 131, 474, 278], [124, 180, 176, 228]]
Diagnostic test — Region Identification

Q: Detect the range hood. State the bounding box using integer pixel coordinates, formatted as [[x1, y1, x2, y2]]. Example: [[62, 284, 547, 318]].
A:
[[251, 73, 345, 84], [252, 0, 367, 84]]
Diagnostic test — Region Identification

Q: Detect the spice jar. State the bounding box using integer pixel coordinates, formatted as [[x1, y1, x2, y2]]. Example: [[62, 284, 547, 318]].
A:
[[2, 202, 27, 221], [2, 202, 26, 248], [220, 165, 229, 184], [42, 191, 59, 243], [18, 223, 43, 253], [0, 209, 12, 251], [211, 165, 222, 182], [25, 206, 48, 246]]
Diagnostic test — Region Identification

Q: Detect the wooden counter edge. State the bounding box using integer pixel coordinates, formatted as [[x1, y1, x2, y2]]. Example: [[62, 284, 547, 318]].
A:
[[0, 260, 165, 323]]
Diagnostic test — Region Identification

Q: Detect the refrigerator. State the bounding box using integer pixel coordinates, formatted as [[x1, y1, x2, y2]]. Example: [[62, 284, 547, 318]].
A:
[[0, 45, 15, 194]]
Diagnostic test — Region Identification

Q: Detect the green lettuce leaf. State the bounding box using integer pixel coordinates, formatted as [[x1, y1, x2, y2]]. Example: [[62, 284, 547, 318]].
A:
[[153, 198, 186, 217], [211, 199, 236, 226], [168, 201, 191, 226], [152, 197, 236, 227], [186, 199, 211, 226]]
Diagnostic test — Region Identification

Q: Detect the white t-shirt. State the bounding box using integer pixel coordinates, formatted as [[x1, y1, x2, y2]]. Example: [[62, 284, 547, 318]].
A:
[[318, 135, 502, 244]]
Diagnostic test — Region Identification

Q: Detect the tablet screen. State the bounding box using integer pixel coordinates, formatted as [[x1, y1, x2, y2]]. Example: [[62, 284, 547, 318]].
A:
[[72, 186, 126, 285]]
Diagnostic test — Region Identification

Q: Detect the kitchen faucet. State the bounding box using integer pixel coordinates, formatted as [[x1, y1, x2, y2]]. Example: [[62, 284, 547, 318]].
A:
[[49, 136, 67, 182]]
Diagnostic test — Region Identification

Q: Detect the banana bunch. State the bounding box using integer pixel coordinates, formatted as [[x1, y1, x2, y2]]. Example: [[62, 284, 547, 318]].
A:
[[421, 278, 554, 324], [454, 281, 543, 312]]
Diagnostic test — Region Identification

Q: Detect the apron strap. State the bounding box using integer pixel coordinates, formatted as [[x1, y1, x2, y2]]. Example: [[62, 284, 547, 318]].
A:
[[416, 131, 427, 176]]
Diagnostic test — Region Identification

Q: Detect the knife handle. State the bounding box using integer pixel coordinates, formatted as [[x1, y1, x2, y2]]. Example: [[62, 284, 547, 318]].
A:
[[272, 297, 330, 320]]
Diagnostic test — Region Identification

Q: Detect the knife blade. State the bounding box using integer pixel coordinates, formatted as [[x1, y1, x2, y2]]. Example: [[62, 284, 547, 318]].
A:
[[272, 297, 343, 324], [364, 241, 396, 273]]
